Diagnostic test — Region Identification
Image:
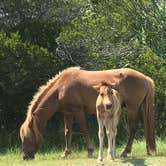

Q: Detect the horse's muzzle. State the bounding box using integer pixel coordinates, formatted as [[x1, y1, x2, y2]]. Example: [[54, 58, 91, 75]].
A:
[[23, 152, 34, 160]]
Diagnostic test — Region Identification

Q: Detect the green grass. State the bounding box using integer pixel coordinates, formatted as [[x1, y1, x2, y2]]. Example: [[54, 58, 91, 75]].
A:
[[0, 139, 166, 166]]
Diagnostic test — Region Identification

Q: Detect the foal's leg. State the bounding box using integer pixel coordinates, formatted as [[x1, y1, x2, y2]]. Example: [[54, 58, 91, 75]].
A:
[[112, 117, 119, 160], [97, 118, 104, 162], [105, 119, 114, 160], [121, 106, 139, 157], [112, 129, 116, 160], [112, 111, 121, 159], [74, 111, 94, 157], [62, 113, 73, 158]]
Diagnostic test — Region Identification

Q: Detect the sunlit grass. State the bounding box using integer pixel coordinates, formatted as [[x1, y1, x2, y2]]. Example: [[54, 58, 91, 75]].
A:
[[0, 139, 166, 166]]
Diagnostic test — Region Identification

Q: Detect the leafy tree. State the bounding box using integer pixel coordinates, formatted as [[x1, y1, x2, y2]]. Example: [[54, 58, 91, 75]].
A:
[[0, 32, 62, 129], [134, 47, 166, 136], [0, 0, 88, 51]]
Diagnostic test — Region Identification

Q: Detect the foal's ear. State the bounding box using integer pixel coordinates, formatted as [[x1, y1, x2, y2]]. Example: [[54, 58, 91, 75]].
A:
[[92, 85, 100, 92], [108, 82, 117, 89]]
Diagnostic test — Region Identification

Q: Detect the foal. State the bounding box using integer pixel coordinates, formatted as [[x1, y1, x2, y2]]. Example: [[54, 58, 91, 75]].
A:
[[94, 82, 121, 162]]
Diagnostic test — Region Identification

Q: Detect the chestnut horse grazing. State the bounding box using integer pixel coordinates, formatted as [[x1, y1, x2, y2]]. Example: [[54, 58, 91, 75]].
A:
[[20, 67, 156, 160], [94, 82, 121, 162]]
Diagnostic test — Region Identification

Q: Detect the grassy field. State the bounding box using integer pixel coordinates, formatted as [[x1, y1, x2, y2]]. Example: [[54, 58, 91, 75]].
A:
[[0, 139, 166, 166]]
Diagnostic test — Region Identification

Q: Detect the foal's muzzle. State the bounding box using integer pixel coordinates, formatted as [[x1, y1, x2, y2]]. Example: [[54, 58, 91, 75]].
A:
[[106, 103, 112, 110]]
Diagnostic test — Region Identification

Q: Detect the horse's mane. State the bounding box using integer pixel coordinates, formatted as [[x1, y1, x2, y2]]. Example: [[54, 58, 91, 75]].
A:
[[26, 67, 81, 120]]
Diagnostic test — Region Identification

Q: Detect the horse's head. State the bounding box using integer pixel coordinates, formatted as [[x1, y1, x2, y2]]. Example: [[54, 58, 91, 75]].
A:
[[20, 115, 41, 160], [93, 81, 117, 112]]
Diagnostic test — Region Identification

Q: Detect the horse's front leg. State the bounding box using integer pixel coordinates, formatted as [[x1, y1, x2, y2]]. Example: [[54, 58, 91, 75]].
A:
[[74, 111, 94, 157], [61, 113, 73, 158]]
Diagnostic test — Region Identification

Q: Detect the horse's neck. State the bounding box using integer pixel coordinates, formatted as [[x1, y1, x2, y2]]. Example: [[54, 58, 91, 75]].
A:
[[34, 89, 59, 120], [33, 108, 49, 130]]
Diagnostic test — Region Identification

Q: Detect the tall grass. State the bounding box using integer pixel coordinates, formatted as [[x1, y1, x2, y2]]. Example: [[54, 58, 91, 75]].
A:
[[0, 139, 166, 166], [0, 111, 166, 165]]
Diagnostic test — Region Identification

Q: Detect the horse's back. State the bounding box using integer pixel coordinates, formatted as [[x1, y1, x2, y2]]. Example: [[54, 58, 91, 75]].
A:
[[57, 67, 152, 113]]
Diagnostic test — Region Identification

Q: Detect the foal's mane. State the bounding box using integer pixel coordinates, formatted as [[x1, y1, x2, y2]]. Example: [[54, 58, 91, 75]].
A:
[[26, 67, 80, 120], [100, 81, 110, 87]]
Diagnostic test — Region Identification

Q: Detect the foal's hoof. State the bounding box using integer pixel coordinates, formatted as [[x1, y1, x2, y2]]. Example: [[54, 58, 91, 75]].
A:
[[107, 153, 115, 161], [61, 151, 71, 158], [61, 153, 67, 158], [97, 158, 103, 163], [107, 156, 115, 161]]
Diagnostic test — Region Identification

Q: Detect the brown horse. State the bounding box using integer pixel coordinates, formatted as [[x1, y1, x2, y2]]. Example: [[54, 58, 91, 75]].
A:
[[20, 67, 156, 160]]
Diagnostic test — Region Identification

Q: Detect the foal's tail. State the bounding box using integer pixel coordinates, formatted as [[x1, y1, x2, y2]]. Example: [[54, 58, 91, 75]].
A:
[[142, 76, 156, 155]]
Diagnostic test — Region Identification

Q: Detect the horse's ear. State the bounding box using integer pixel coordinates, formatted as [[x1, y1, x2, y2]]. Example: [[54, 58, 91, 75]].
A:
[[28, 115, 34, 129], [20, 124, 25, 141], [92, 85, 100, 92]]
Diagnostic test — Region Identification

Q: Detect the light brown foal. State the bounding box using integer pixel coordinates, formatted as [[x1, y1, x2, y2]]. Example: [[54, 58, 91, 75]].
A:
[[94, 82, 121, 162]]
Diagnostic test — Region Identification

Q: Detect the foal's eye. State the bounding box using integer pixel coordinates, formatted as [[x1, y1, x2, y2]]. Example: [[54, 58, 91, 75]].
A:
[[110, 90, 113, 95]]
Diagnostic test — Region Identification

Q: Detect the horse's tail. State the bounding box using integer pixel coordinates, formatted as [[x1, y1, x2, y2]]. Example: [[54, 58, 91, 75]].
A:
[[142, 76, 156, 155]]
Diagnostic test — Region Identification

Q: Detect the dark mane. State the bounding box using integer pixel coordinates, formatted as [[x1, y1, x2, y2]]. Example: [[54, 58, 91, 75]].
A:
[[100, 81, 110, 87]]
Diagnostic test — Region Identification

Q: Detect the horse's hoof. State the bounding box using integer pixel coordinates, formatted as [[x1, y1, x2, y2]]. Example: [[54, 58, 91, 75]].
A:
[[147, 150, 156, 156], [88, 148, 94, 158], [88, 153, 93, 158], [120, 151, 128, 158]]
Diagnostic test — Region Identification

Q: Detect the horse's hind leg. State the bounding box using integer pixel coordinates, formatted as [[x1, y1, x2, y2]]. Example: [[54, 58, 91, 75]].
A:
[[61, 113, 73, 158], [121, 106, 139, 157], [74, 111, 94, 157]]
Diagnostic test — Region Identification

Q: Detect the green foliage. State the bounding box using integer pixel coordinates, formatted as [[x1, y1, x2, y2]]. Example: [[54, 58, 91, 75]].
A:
[[133, 47, 166, 136], [0, 32, 62, 130]]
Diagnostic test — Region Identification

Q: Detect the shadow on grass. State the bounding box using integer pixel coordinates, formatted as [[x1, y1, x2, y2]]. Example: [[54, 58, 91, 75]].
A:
[[122, 157, 146, 166]]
